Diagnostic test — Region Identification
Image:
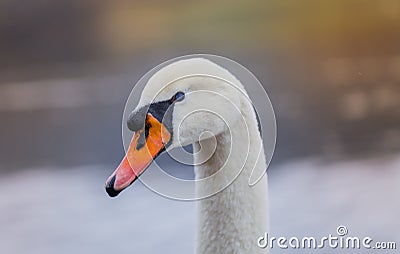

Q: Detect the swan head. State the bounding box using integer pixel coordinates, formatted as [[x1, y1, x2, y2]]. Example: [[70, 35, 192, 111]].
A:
[[105, 58, 251, 197]]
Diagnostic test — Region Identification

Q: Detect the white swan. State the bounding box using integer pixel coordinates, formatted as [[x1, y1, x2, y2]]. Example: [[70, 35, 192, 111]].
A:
[[105, 58, 269, 254]]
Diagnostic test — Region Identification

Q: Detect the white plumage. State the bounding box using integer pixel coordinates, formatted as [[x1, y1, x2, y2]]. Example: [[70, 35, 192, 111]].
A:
[[134, 58, 270, 254]]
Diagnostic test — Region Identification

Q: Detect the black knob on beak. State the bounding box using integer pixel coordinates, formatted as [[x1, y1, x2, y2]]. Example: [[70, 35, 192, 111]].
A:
[[127, 107, 148, 131]]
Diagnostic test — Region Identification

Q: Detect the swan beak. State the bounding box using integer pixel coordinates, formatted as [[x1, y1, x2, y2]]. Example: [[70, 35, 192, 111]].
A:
[[105, 114, 171, 197]]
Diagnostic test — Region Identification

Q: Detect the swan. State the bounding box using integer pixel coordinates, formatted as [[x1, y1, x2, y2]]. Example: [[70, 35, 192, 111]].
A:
[[105, 58, 270, 254]]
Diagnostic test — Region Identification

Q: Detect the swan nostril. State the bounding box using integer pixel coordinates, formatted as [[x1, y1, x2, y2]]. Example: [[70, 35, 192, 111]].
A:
[[135, 130, 147, 150], [105, 175, 121, 197]]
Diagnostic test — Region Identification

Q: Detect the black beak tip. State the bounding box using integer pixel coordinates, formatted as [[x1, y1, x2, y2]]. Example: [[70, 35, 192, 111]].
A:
[[105, 175, 121, 198], [105, 186, 121, 198]]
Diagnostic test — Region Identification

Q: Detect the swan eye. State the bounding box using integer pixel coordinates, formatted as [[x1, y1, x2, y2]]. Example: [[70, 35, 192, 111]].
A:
[[173, 91, 185, 102]]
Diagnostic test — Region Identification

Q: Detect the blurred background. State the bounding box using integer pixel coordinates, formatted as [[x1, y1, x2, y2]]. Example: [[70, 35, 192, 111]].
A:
[[0, 0, 399, 253]]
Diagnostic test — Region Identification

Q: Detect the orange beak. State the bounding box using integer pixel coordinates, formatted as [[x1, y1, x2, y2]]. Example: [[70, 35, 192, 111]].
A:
[[105, 114, 171, 197]]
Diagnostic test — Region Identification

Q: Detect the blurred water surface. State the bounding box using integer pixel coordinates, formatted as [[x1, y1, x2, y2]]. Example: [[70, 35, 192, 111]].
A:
[[0, 157, 399, 254]]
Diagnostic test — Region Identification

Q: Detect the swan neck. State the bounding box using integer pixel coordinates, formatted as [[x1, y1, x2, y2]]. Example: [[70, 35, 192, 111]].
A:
[[193, 110, 269, 254]]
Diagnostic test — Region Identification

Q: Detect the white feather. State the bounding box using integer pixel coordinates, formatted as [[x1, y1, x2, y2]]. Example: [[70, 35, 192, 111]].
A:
[[138, 58, 269, 254]]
